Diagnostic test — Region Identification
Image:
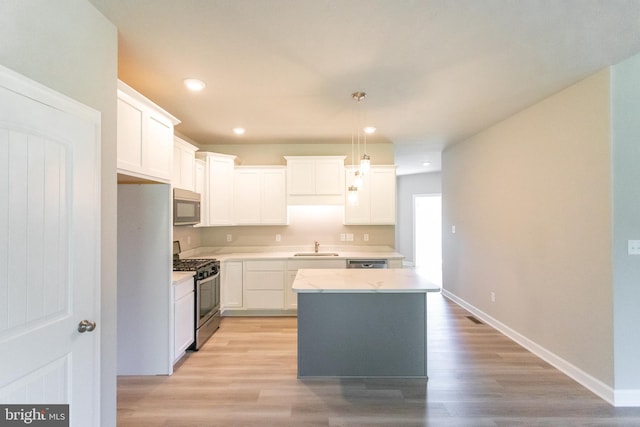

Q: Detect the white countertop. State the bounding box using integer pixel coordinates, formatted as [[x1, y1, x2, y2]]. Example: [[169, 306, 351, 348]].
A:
[[292, 268, 440, 293], [178, 246, 404, 262], [172, 271, 195, 284]]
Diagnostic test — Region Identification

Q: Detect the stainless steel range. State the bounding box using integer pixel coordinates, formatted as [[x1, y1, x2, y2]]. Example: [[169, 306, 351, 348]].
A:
[[173, 241, 220, 350]]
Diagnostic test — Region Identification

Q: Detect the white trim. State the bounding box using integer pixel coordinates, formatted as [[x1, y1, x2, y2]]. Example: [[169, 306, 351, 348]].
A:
[[441, 289, 640, 407], [0, 64, 100, 123]]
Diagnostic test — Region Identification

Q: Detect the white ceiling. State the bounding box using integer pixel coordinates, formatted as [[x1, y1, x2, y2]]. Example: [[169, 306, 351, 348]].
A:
[[89, 0, 640, 175]]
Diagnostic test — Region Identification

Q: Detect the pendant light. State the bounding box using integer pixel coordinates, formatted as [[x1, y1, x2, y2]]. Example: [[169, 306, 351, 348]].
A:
[[352, 91, 372, 175]]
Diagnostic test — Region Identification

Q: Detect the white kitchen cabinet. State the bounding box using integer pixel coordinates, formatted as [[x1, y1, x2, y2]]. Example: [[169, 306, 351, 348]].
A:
[[117, 80, 180, 183], [285, 156, 345, 205], [173, 276, 194, 363], [234, 166, 287, 225], [244, 260, 285, 310], [194, 159, 205, 195], [344, 165, 397, 225], [172, 136, 198, 191], [221, 260, 243, 310], [286, 259, 346, 309], [196, 152, 236, 226]]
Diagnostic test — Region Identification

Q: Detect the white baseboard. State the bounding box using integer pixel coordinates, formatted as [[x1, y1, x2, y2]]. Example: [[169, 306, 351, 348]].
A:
[[440, 289, 640, 407]]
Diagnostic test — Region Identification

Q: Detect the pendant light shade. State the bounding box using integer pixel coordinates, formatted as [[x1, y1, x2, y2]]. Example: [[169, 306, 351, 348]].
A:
[[347, 185, 359, 205], [353, 170, 363, 189], [360, 154, 371, 174]]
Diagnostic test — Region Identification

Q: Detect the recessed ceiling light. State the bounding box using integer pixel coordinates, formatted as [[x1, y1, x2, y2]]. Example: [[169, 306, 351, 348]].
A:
[[233, 127, 246, 135], [183, 78, 206, 91], [364, 126, 376, 134], [423, 162, 431, 166]]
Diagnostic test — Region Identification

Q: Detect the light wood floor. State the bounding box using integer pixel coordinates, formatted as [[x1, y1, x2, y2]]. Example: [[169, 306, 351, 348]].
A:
[[118, 294, 640, 426]]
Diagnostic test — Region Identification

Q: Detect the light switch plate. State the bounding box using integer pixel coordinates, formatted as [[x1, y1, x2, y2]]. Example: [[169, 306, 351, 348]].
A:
[[629, 240, 640, 255]]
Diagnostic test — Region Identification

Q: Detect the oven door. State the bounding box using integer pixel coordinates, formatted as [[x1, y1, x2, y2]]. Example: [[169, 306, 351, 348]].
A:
[[196, 272, 220, 328]]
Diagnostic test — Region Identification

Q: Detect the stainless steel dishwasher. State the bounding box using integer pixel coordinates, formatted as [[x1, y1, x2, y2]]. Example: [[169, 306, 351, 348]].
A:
[[346, 259, 388, 269]]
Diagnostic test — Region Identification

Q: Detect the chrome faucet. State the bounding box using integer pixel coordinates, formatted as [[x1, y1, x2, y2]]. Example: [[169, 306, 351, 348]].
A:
[[314, 241, 320, 253]]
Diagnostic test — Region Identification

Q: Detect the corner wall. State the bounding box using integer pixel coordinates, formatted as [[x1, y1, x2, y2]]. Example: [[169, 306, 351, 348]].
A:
[[0, 1, 118, 424], [442, 70, 614, 389], [611, 54, 640, 399]]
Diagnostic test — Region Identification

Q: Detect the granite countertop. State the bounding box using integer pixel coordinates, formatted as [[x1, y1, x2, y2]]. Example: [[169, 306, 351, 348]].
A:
[[292, 268, 440, 293]]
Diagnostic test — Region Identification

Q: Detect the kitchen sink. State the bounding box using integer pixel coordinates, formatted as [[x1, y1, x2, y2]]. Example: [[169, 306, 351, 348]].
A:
[[294, 252, 340, 257]]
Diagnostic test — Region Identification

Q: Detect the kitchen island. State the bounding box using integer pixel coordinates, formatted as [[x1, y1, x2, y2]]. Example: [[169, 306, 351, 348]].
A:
[[292, 268, 440, 378]]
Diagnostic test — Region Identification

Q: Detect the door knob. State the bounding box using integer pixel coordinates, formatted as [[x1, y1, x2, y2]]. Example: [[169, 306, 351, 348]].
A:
[[78, 320, 96, 333]]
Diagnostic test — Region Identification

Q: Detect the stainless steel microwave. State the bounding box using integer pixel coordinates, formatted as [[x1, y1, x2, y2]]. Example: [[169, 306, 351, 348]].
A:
[[173, 188, 201, 226]]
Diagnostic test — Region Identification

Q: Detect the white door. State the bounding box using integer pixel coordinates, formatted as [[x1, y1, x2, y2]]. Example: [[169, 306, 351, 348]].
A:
[[0, 66, 101, 426]]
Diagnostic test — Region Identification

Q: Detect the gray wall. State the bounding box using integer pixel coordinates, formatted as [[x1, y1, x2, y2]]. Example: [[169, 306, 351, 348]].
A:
[[611, 55, 640, 391], [442, 69, 614, 386], [0, 1, 118, 424], [396, 172, 442, 264]]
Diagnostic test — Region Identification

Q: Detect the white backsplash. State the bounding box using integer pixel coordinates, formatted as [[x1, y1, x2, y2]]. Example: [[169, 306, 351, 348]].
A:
[[174, 205, 394, 253]]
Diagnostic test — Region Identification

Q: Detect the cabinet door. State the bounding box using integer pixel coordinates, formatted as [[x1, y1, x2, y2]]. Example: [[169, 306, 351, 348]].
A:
[[315, 158, 343, 195], [117, 96, 143, 172], [173, 141, 196, 191], [174, 287, 194, 363], [145, 114, 173, 181], [285, 270, 298, 309], [221, 261, 243, 309], [370, 167, 396, 224], [261, 168, 287, 224], [194, 159, 205, 194], [288, 159, 315, 195], [208, 156, 234, 225], [234, 168, 261, 224]]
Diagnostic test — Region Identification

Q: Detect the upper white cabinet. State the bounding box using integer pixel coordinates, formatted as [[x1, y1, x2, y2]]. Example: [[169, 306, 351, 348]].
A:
[[172, 136, 198, 191], [117, 80, 180, 183], [285, 156, 345, 205], [196, 152, 236, 226], [194, 158, 205, 195], [344, 165, 397, 225], [234, 166, 287, 225]]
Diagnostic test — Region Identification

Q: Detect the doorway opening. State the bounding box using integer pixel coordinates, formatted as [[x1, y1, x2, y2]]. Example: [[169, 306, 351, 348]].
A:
[[414, 194, 442, 286]]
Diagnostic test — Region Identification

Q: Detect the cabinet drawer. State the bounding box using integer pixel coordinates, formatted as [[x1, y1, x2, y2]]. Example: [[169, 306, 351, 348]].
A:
[[245, 290, 284, 309], [287, 259, 346, 270], [245, 271, 284, 290], [174, 277, 194, 300], [245, 260, 286, 271]]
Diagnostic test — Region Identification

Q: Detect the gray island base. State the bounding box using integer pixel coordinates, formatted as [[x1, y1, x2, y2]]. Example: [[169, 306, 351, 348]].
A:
[[293, 269, 440, 378]]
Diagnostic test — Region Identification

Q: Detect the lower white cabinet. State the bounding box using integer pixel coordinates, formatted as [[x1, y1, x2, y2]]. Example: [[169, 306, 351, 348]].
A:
[[173, 276, 195, 363], [221, 260, 243, 309], [243, 260, 285, 310], [286, 259, 346, 309]]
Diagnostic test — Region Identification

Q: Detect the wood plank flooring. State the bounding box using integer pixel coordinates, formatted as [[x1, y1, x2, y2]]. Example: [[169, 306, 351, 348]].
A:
[[117, 294, 640, 426]]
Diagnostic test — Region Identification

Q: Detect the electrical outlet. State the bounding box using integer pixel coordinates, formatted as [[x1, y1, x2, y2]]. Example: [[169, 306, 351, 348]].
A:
[[346, 233, 354, 242], [363, 233, 369, 242], [490, 292, 496, 303], [629, 240, 640, 255], [340, 233, 346, 242], [226, 234, 232, 242], [275, 234, 281, 242]]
